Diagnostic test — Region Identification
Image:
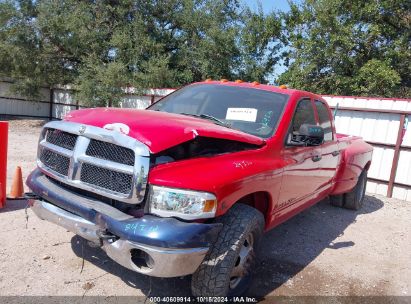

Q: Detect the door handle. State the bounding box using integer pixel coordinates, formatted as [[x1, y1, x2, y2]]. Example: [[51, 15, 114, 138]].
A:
[[331, 150, 340, 157], [312, 155, 322, 162]]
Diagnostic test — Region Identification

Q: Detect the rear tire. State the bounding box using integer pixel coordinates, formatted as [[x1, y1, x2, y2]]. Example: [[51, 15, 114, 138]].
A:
[[330, 170, 367, 210], [191, 204, 264, 297], [329, 194, 344, 207], [344, 170, 367, 210]]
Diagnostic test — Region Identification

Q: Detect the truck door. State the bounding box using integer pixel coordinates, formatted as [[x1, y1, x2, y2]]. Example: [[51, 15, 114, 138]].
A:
[[314, 100, 340, 191], [277, 98, 322, 214]]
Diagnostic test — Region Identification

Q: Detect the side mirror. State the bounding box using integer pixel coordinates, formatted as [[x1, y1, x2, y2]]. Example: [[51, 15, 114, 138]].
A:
[[287, 124, 324, 146]]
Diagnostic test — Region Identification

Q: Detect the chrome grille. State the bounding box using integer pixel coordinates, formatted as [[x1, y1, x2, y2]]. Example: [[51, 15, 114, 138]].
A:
[[86, 139, 135, 166], [80, 163, 133, 194], [45, 128, 77, 150], [36, 121, 150, 204], [39, 148, 70, 176]]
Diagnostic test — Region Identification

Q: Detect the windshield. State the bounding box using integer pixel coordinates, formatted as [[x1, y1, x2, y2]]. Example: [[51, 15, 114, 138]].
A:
[[148, 84, 289, 138]]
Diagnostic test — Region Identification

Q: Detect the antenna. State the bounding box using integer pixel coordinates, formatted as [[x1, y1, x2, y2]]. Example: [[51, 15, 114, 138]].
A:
[[333, 103, 339, 118]]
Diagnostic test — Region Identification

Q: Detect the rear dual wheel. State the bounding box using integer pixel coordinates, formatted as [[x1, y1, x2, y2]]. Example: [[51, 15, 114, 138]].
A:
[[330, 170, 367, 210]]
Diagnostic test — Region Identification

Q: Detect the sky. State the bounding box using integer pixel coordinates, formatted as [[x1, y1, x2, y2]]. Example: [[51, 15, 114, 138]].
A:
[[241, 1, 300, 82], [242, 0, 296, 14]]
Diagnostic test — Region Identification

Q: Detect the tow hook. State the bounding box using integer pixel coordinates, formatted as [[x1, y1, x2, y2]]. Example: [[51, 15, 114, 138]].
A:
[[24, 192, 41, 207], [96, 230, 118, 246], [24, 192, 41, 200]]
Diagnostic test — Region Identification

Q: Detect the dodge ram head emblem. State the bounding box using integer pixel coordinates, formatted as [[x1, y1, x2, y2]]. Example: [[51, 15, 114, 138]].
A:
[[79, 125, 86, 134], [103, 123, 130, 135]]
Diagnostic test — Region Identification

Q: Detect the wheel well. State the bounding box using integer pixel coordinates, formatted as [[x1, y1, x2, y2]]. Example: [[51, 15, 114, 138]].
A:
[[235, 191, 270, 223]]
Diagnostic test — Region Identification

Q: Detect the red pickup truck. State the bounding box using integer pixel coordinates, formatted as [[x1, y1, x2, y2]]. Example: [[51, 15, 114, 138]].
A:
[[27, 81, 373, 296]]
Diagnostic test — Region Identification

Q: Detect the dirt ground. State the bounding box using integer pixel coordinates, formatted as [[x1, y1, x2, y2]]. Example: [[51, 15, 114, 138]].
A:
[[0, 119, 410, 302]]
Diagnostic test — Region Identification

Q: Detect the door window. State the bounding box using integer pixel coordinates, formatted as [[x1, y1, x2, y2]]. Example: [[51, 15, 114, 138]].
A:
[[315, 100, 333, 141], [291, 99, 316, 133]]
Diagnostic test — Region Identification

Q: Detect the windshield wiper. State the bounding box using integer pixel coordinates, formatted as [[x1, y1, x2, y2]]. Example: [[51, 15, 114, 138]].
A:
[[179, 113, 231, 128]]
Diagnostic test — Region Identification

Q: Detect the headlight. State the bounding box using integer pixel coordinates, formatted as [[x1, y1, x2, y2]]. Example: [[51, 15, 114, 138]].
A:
[[148, 185, 217, 220]]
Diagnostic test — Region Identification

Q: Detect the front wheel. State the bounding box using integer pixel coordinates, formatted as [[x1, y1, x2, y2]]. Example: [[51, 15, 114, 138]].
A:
[[191, 204, 264, 297]]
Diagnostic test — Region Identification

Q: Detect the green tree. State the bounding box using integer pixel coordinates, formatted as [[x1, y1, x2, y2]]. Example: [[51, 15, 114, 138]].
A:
[[0, 0, 283, 106], [237, 4, 283, 82], [278, 0, 410, 97]]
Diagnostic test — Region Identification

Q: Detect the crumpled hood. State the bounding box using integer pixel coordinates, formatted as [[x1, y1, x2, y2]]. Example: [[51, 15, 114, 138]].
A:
[[65, 108, 265, 153]]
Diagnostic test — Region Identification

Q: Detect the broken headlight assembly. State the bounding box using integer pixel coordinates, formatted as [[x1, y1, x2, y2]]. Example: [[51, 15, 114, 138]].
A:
[[148, 185, 217, 220]]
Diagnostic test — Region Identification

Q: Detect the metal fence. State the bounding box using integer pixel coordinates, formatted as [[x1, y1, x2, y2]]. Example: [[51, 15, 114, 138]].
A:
[[324, 96, 411, 201], [0, 80, 174, 119]]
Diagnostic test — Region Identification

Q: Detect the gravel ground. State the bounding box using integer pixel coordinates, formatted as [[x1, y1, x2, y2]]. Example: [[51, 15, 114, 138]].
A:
[[0, 119, 410, 301]]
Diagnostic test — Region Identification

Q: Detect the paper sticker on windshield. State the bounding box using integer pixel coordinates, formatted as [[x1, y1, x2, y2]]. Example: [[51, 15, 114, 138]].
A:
[[226, 108, 257, 122]]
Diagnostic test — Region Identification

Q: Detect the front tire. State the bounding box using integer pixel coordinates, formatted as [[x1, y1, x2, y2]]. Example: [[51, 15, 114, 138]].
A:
[[191, 204, 264, 297]]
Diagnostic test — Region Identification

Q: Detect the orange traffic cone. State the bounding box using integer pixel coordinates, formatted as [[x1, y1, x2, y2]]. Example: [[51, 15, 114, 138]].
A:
[[8, 166, 24, 199]]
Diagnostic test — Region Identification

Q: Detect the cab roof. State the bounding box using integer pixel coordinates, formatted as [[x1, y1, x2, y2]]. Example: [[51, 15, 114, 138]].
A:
[[192, 80, 322, 101]]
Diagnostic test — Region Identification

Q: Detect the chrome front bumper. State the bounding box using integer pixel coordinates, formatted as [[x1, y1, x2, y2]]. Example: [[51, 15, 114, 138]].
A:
[[31, 200, 209, 277]]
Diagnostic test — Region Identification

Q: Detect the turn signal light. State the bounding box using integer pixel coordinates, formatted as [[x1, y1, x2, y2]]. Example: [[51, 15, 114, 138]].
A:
[[235, 79, 244, 83], [220, 79, 229, 82], [279, 84, 287, 89], [252, 81, 260, 85], [203, 200, 217, 212]]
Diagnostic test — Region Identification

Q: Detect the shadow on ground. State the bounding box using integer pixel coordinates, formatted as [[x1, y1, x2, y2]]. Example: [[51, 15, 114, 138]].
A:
[[248, 195, 383, 298], [70, 195, 384, 298], [0, 199, 29, 213]]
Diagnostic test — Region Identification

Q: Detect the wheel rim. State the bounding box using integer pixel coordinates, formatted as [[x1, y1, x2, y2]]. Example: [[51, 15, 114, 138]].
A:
[[229, 233, 255, 290]]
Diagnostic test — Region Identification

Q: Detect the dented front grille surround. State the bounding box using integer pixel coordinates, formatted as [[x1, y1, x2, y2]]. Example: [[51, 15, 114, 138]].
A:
[[36, 121, 150, 204]]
